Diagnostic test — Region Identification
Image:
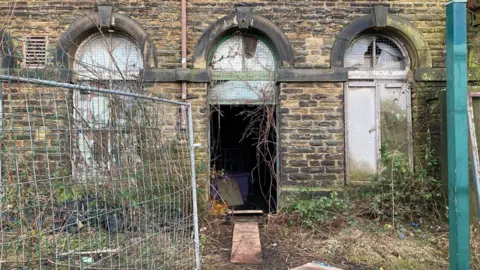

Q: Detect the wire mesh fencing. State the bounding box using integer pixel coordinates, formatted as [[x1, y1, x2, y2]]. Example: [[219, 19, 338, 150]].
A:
[[0, 77, 200, 269]]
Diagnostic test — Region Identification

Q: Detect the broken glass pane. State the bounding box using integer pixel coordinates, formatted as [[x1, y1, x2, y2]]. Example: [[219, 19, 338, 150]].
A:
[[243, 36, 258, 59], [244, 40, 275, 72], [375, 42, 406, 70], [344, 36, 375, 69], [211, 35, 276, 72], [344, 35, 406, 71]]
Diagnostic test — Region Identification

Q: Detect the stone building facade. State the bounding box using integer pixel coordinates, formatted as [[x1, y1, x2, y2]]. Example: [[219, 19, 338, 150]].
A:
[[0, 0, 448, 209]]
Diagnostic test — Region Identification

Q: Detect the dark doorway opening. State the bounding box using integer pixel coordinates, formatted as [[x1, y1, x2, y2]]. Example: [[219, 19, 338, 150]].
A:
[[210, 105, 277, 213]]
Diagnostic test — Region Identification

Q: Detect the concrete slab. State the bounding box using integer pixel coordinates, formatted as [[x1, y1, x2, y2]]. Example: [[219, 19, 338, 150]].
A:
[[230, 222, 262, 264]]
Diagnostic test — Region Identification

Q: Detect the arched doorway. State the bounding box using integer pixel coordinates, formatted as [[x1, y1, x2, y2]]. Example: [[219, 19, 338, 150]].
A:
[[208, 33, 278, 212]]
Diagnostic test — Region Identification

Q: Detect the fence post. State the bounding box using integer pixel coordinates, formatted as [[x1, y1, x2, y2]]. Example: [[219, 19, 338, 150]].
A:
[[187, 104, 202, 269], [446, 1, 470, 269]]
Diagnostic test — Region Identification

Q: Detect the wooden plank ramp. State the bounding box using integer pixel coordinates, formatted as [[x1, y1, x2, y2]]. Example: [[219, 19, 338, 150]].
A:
[[230, 222, 262, 264], [228, 209, 264, 215], [290, 262, 343, 270]]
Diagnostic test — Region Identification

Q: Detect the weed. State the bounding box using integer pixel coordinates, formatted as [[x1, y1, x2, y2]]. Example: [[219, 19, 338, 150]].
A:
[[282, 143, 444, 228], [283, 191, 350, 228], [355, 145, 444, 223]]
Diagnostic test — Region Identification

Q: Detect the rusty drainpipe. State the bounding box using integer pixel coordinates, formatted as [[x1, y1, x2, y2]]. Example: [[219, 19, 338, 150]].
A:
[[181, 0, 187, 129]]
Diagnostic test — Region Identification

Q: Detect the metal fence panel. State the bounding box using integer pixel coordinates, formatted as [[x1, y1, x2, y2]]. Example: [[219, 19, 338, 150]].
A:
[[0, 77, 200, 269]]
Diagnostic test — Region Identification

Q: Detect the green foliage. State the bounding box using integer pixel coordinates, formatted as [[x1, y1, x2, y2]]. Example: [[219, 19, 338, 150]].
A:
[[283, 191, 350, 228], [282, 140, 444, 226], [357, 144, 444, 222]]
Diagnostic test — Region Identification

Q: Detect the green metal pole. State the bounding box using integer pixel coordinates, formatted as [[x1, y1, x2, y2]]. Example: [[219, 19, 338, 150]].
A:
[[446, 1, 470, 269]]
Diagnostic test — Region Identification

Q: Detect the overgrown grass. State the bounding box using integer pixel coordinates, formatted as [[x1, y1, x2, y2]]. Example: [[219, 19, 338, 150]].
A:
[[201, 213, 480, 270], [272, 144, 461, 269], [282, 144, 445, 232]]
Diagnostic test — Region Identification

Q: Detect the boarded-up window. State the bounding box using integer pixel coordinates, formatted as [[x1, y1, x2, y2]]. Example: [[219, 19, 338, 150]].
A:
[[345, 82, 379, 180], [345, 80, 412, 182], [344, 34, 411, 182], [378, 82, 412, 159]]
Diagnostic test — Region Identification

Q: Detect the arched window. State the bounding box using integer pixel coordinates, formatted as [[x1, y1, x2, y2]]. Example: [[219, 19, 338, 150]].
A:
[[208, 34, 277, 104], [74, 33, 143, 80], [344, 34, 408, 71], [344, 34, 413, 182], [72, 32, 143, 126], [71, 32, 143, 179]]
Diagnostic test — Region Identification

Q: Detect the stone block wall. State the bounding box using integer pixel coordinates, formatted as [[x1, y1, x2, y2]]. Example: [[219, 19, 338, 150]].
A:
[[0, 0, 449, 201], [0, 1, 446, 69], [279, 82, 344, 189], [411, 81, 445, 166], [1, 83, 70, 182], [188, 1, 446, 69], [150, 82, 210, 184]]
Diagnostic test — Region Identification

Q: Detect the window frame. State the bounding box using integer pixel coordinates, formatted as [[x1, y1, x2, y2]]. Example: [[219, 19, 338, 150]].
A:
[[74, 32, 144, 81], [207, 33, 279, 105], [344, 34, 413, 183], [72, 32, 144, 128], [345, 33, 410, 72], [71, 32, 144, 180]]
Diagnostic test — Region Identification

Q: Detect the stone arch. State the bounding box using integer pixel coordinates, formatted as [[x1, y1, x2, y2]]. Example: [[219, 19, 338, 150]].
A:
[[55, 6, 156, 70], [331, 5, 432, 69], [192, 6, 294, 69]]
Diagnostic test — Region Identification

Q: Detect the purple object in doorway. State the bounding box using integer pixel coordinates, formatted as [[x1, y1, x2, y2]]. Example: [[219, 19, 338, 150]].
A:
[[224, 171, 250, 202], [212, 171, 250, 203]]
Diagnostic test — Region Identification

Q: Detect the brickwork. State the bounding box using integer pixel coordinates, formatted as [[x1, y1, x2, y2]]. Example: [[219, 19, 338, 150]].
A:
[[150, 82, 210, 184], [0, 1, 446, 68], [279, 82, 344, 188], [410, 82, 444, 165], [1, 84, 70, 180], [0, 0, 448, 201]]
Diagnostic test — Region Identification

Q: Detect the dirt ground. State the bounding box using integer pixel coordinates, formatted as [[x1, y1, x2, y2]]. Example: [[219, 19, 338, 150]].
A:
[[201, 215, 480, 270]]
